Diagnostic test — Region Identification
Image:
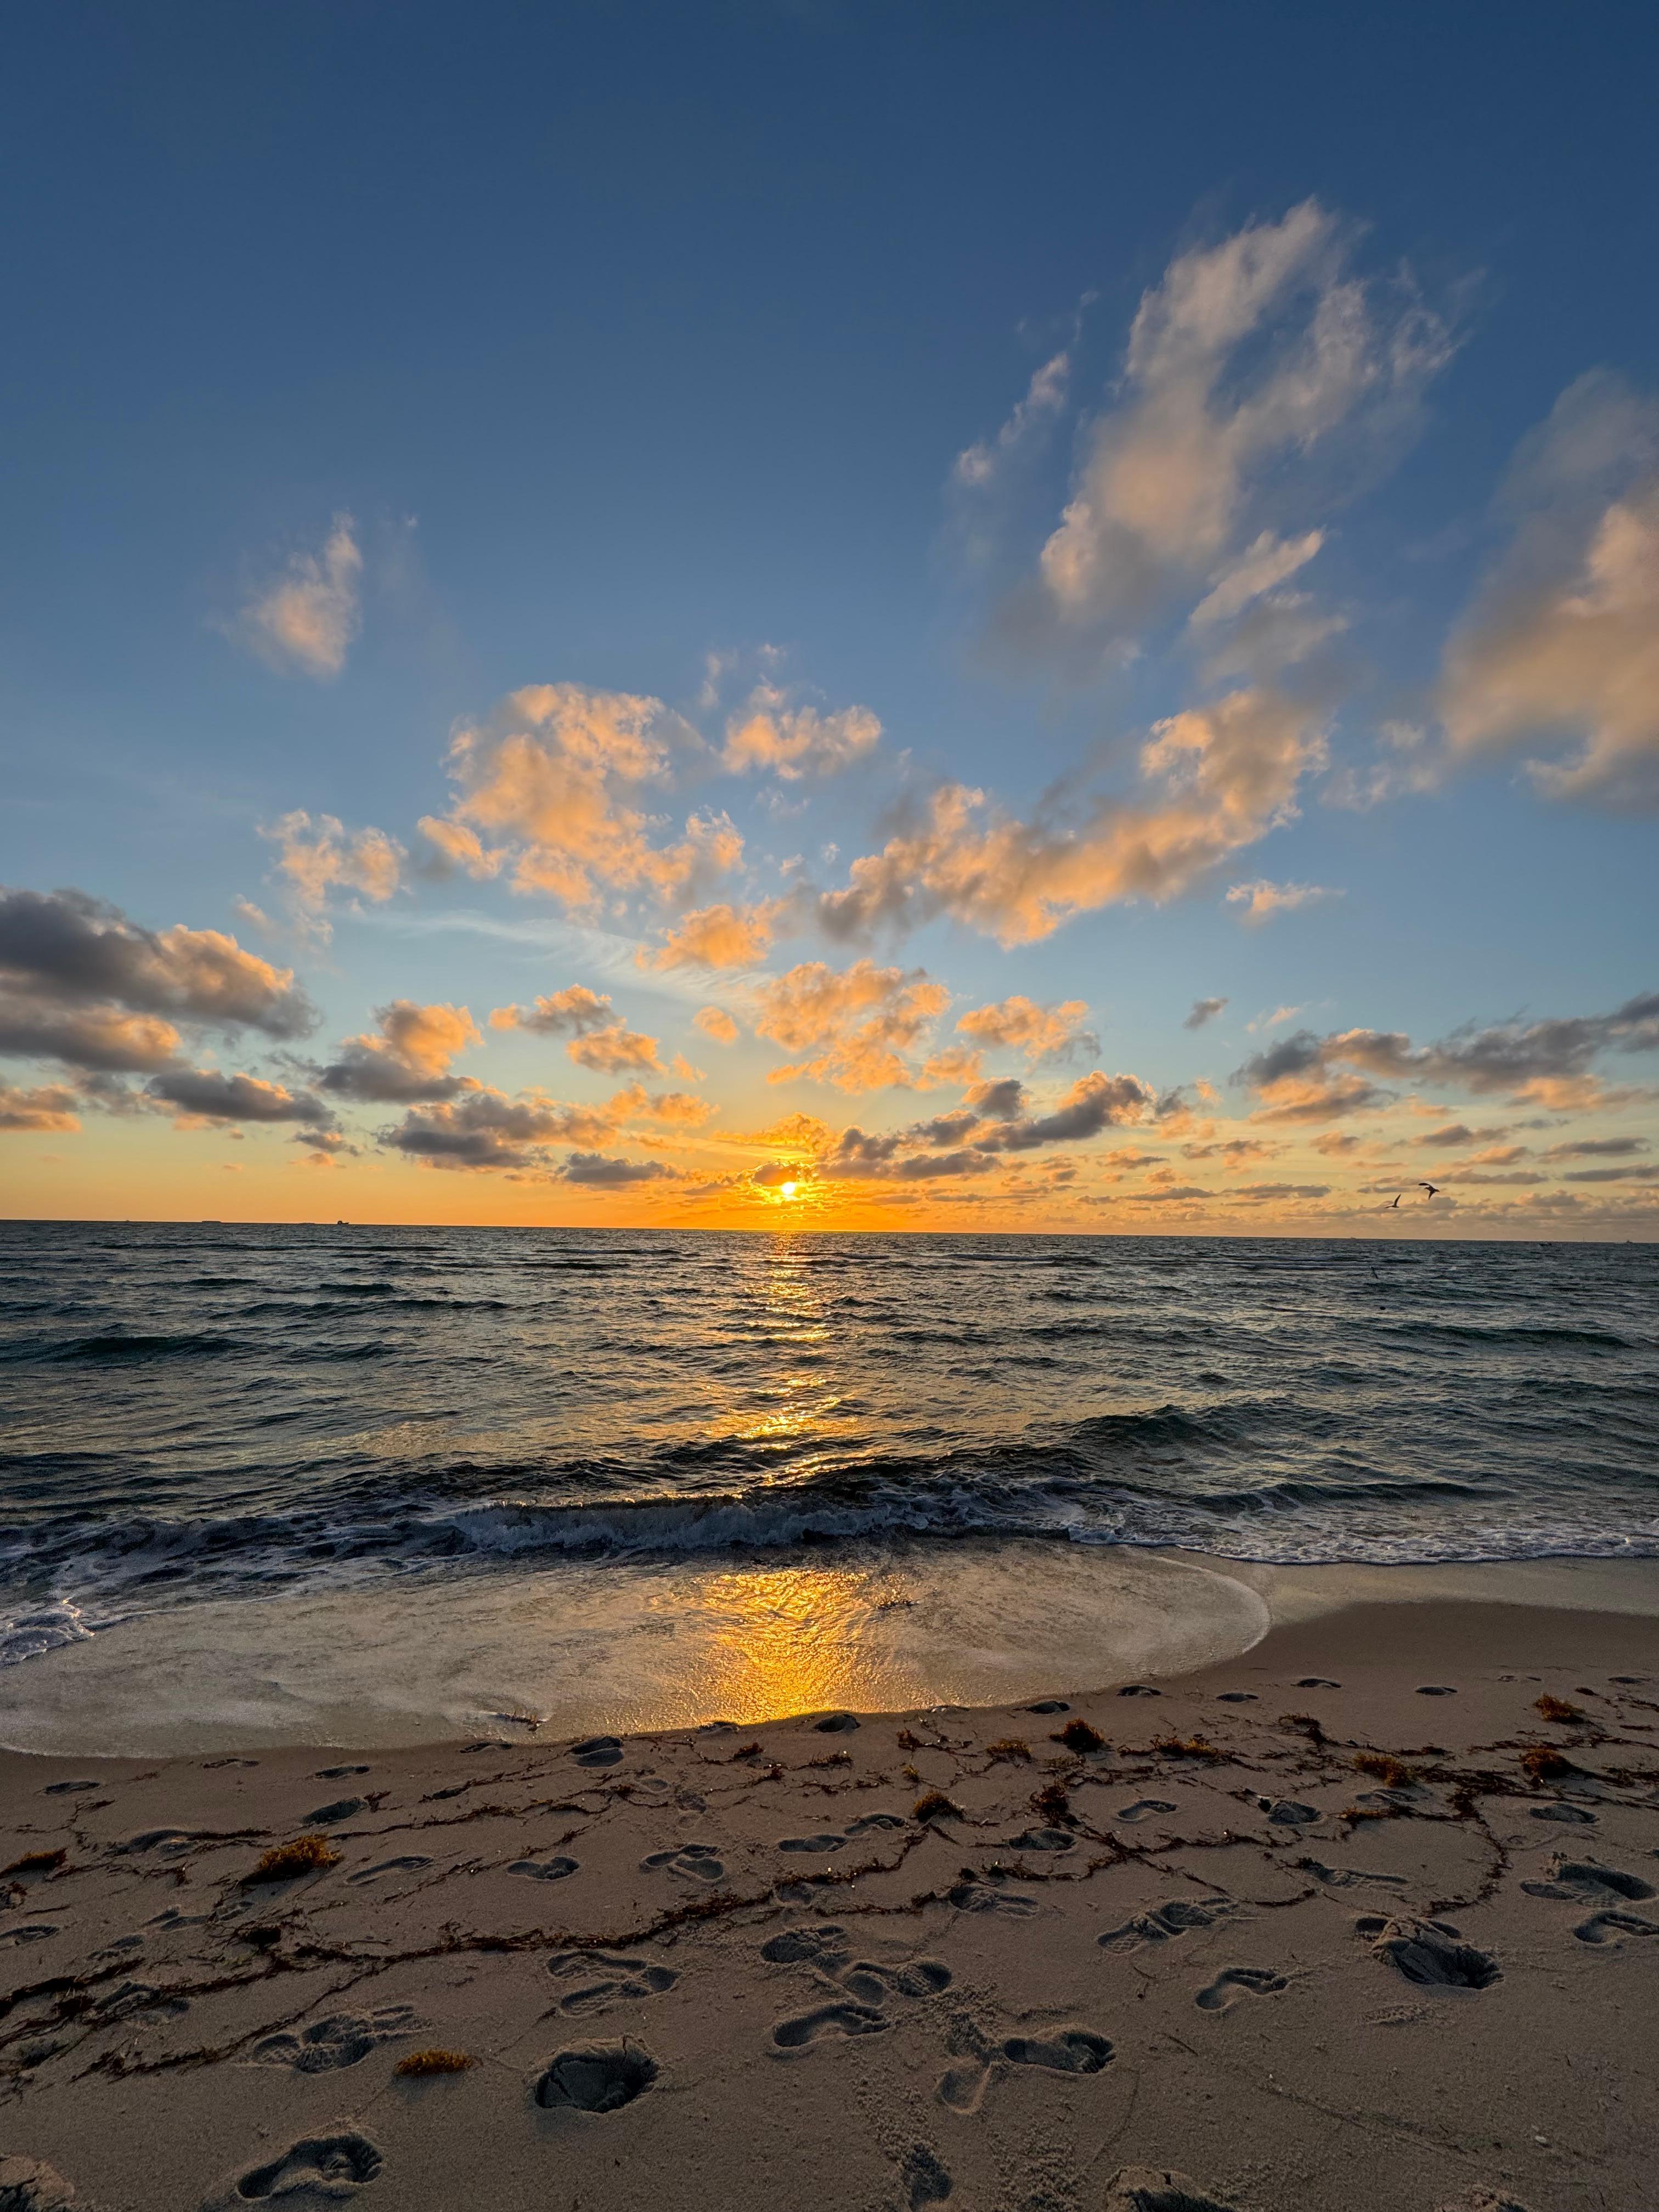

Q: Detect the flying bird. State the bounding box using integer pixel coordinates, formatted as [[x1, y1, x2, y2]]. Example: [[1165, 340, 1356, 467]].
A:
[[1418, 1182, 1441, 1199], [1390, 1193, 1401, 1208]]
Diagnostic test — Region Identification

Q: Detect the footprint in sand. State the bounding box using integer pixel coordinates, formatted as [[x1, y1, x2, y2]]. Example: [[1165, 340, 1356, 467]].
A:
[[1573, 1909, 1659, 1946], [1531, 1803, 1596, 1825], [1522, 1857, 1653, 1903], [534, 2041, 658, 2112], [837, 1958, 951, 2004], [234, 2131, 382, 2199], [303, 1798, 365, 1825], [1361, 1918, 1499, 1989], [1005, 1827, 1076, 1853], [1116, 1799, 1178, 1824], [1214, 1692, 1256, 1705], [812, 1713, 861, 1734], [947, 1875, 1039, 1916], [772, 2002, 889, 2049], [1253, 1798, 1319, 1826], [253, 2006, 421, 2073], [348, 1856, 433, 1884], [783, 1814, 911, 1849], [509, 1854, 579, 1883], [570, 1736, 624, 1769], [640, 1843, 724, 1884], [546, 1950, 678, 2016], [760, 1923, 847, 1964], [1026, 1700, 1069, 1715], [314, 1764, 370, 1780], [1099, 1899, 1229, 1953], [1299, 1861, 1406, 1892], [112, 1828, 196, 1858], [1118, 1685, 1161, 1698], [43, 1779, 100, 1795], [1195, 1967, 1286, 2011], [938, 2028, 1112, 2112], [1103, 2167, 1240, 2212], [1296, 1677, 1340, 1689], [0, 1924, 59, 1946], [901, 2146, 952, 2208], [1003, 2029, 1114, 2074], [1416, 1685, 1457, 1697]]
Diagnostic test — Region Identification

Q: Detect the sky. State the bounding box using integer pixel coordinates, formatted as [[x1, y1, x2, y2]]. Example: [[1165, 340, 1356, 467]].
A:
[[3, 0, 1657, 1237]]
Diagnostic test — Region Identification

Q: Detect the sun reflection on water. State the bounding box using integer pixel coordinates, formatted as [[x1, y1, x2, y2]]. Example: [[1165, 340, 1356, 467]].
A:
[[679, 1560, 931, 1723]]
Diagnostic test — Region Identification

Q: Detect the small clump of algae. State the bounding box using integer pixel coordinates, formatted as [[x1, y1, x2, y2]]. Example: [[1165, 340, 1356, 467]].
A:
[[1051, 1719, 1105, 1754], [396, 2049, 478, 2077], [1353, 1752, 1418, 1788], [912, 1790, 964, 1824], [1534, 1694, 1585, 1725], [242, 1834, 341, 1884]]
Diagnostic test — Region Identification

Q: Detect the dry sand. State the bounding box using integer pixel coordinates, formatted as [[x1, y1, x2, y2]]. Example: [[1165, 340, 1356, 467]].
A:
[[2, 1591, 1658, 2211]]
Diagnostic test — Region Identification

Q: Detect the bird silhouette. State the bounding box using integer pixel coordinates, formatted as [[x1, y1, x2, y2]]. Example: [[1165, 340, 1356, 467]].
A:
[[1390, 1193, 1401, 1208], [1418, 1181, 1441, 1199]]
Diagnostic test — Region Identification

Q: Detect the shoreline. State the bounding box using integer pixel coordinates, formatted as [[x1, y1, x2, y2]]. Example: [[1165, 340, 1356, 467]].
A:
[[5, 1549, 1659, 1763], [3, 1575, 1658, 2209]]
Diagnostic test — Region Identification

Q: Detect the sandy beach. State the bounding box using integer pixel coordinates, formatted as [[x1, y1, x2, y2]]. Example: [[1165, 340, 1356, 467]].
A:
[[3, 1579, 1657, 2212]]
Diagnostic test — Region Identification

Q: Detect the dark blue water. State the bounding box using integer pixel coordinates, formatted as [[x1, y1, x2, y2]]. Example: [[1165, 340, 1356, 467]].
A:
[[2, 1223, 1656, 1668]]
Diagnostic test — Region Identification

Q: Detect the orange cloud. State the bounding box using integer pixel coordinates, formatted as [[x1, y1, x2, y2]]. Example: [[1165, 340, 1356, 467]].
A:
[[754, 959, 949, 1093], [819, 689, 1327, 946], [419, 684, 740, 912]]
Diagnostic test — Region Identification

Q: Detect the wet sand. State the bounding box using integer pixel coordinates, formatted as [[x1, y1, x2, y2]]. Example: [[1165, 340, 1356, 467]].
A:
[[2, 1583, 1658, 2211]]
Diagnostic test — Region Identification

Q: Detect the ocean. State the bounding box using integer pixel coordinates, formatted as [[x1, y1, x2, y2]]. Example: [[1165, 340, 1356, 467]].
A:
[[2, 1221, 1656, 1751]]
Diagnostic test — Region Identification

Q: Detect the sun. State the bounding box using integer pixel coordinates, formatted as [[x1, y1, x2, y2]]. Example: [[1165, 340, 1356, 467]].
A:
[[779, 1180, 799, 1200]]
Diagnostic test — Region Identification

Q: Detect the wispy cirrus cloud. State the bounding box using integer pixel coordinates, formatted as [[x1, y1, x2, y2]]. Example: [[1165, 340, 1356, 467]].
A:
[[1224, 878, 1341, 924], [1031, 203, 1457, 637], [1441, 371, 1659, 807], [232, 515, 363, 680]]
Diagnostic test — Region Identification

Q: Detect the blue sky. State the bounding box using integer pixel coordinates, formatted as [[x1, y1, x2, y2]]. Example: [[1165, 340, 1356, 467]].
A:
[[3, 2, 1656, 1230]]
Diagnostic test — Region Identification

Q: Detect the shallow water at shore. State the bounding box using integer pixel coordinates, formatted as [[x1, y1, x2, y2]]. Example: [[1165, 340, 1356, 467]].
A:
[[3, 1221, 1657, 1747]]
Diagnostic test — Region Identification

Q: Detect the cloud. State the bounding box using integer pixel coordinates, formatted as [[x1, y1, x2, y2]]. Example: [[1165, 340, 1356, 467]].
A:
[[752, 1159, 812, 1189], [145, 1069, 334, 1126], [721, 693, 881, 781], [955, 995, 1097, 1062], [820, 689, 1328, 946], [558, 1152, 679, 1187], [1035, 203, 1455, 632], [608, 1082, 714, 1127], [1224, 879, 1342, 923], [379, 1086, 619, 1171], [0, 1081, 81, 1133], [1235, 991, 1659, 1119], [1189, 529, 1327, 628], [0, 888, 315, 1079], [1541, 1136, 1647, 1160], [820, 1067, 1154, 1181], [642, 900, 784, 970], [954, 348, 1073, 491], [1441, 373, 1659, 806], [694, 1006, 740, 1044], [263, 812, 405, 925], [566, 1023, 664, 1076], [233, 514, 362, 679], [320, 1001, 481, 1103], [754, 959, 950, 1092], [418, 684, 739, 912], [975, 1070, 1155, 1152], [490, 986, 616, 1038], [1183, 996, 1228, 1030]]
